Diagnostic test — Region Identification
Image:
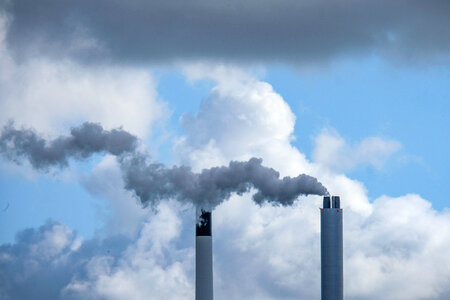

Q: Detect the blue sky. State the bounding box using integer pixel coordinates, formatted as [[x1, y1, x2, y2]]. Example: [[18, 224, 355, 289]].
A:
[[263, 58, 449, 208], [0, 1, 449, 299], [1, 58, 448, 244], [158, 57, 449, 207]]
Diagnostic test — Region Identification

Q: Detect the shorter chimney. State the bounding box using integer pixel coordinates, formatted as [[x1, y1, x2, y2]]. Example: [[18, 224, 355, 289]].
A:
[[196, 210, 213, 300]]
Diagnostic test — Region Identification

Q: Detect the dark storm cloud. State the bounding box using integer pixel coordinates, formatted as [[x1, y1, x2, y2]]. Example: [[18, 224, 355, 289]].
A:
[[2, 0, 449, 64]]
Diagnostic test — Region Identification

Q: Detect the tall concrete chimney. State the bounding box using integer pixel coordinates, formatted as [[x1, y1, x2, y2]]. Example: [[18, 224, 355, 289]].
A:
[[196, 209, 213, 300], [321, 196, 343, 300]]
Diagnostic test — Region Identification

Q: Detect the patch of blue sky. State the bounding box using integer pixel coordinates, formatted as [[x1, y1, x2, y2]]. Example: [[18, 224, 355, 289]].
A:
[[150, 68, 213, 165], [2, 58, 446, 244], [0, 157, 108, 244], [263, 57, 449, 209], [152, 59, 448, 209]]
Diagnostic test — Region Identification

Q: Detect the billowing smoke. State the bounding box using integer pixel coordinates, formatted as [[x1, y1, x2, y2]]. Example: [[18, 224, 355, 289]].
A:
[[121, 154, 328, 210], [0, 122, 138, 169], [0, 122, 328, 209]]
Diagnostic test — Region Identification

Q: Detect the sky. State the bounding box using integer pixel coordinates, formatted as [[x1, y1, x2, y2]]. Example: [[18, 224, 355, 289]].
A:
[[0, 1, 449, 299]]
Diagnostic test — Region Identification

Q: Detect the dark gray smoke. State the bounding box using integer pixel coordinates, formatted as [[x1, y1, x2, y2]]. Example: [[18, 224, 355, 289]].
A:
[[0, 122, 138, 169], [120, 155, 328, 210], [0, 122, 328, 209]]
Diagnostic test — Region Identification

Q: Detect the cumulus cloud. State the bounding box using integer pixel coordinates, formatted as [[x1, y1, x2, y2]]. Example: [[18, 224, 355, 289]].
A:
[[2, 0, 449, 65], [1, 65, 449, 300], [344, 194, 450, 300], [174, 66, 450, 299], [0, 13, 166, 138], [0, 221, 83, 300], [177, 63, 372, 214], [2, 196, 449, 300], [0, 203, 195, 300], [178, 63, 306, 176], [312, 129, 402, 172], [62, 202, 194, 300], [211, 193, 450, 300], [80, 155, 149, 238]]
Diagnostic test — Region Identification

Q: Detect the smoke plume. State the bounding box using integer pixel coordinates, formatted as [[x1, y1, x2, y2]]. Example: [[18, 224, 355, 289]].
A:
[[0, 122, 328, 209], [121, 154, 328, 210], [0, 122, 138, 169]]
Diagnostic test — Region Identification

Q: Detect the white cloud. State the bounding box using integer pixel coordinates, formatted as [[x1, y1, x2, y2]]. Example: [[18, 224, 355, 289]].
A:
[[1, 61, 449, 300], [0, 207, 195, 300], [0, 221, 82, 299], [63, 202, 195, 300], [178, 63, 372, 214], [79, 155, 149, 238], [28, 222, 74, 260], [344, 194, 450, 300], [178, 63, 308, 176], [3, 195, 449, 300], [210, 192, 450, 300], [0, 10, 168, 234], [172, 65, 449, 299], [0, 13, 166, 139], [312, 128, 402, 172]]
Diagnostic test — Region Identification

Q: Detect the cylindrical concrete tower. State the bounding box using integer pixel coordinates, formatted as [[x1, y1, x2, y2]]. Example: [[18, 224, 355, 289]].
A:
[[196, 210, 213, 300], [321, 196, 343, 300]]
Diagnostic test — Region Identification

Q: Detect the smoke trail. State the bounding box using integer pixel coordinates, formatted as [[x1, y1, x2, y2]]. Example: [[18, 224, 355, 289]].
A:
[[0, 122, 137, 169], [120, 155, 328, 210], [0, 122, 328, 209]]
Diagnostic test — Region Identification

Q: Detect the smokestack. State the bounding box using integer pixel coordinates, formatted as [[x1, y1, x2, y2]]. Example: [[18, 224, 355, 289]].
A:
[[196, 209, 213, 300], [321, 196, 343, 300]]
